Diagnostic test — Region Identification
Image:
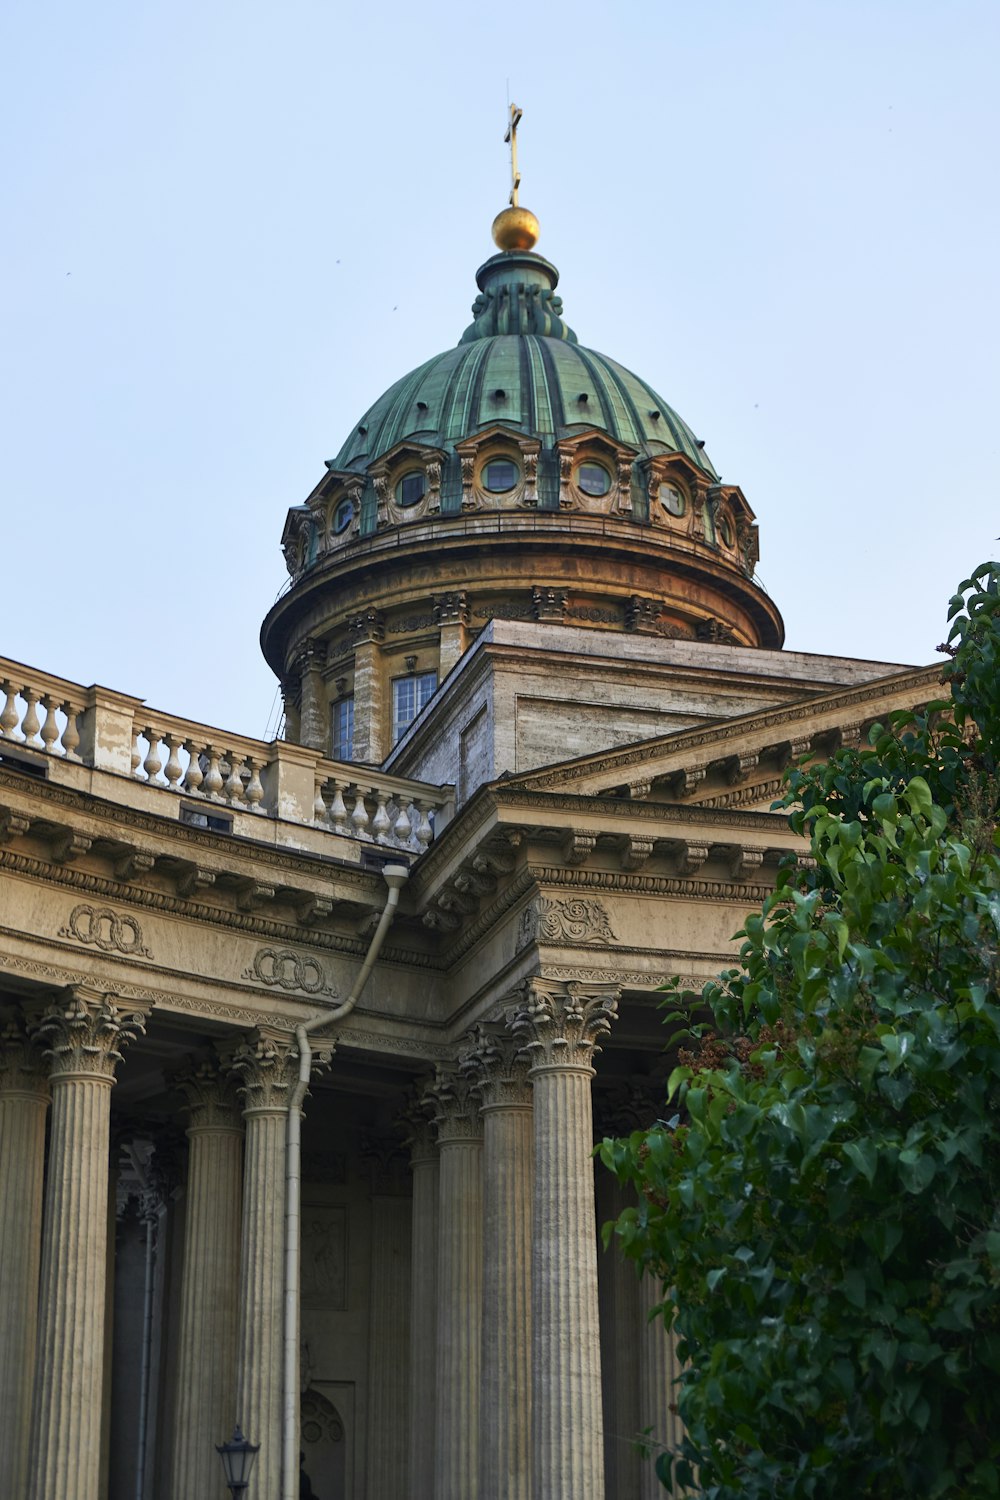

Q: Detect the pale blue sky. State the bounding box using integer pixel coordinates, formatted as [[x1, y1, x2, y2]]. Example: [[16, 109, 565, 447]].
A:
[[2, 1, 997, 736]]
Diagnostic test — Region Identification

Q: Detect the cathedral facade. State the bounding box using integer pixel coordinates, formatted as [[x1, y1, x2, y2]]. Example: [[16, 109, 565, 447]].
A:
[[0, 207, 937, 1500]]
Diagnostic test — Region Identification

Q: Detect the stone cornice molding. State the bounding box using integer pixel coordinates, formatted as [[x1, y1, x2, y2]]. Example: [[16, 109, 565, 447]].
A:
[[30, 985, 147, 1084], [0, 1009, 50, 1098], [172, 1056, 244, 1134], [525, 863, 775, 904], [460, 1020, 532, 1111], [428, 1065, 483, 1145], [511, 978, 619, 1076]]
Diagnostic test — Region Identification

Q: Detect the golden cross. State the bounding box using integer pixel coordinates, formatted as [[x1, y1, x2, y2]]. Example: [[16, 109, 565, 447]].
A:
[[505, 103, 523, 207]]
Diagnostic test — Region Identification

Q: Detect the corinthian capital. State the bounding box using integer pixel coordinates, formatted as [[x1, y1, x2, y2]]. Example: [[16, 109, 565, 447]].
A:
[[511, 980, 619, 1074], [229, 1028, 333, 1114], [0, 1008, 49, 1097], [172, 1055, 242, 1132], [460, 1021, 532, 1109], [427, 1064, 482, 1145], [31, 986, 146, 1082]]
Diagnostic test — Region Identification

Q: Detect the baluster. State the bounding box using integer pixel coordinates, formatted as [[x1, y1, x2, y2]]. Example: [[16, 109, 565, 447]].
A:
[[131, 729, 143, 777], [415, 800, 434, 848], [244, 757, 264, 812], [224, 750, 246, 804], [163, 734, 184, 790], [372, 788, 391, 843], [0, 681, 20, 739], [143, 727, 165, 785], [392, 798, 413, 844], [39, 695, 61, 755], [183, 741, 205, 796], [60, 701, 81, 760], [350, 785, 370, 838], [313, 775, 329, 825], [329, 779, 349, 835], [202, 746, 225, 800], [21, 690, 42, 748]]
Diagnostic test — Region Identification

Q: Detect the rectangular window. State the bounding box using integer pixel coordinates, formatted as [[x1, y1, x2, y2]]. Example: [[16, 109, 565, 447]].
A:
[[392, 671, 437, 744], [332, 697, 354, 761]]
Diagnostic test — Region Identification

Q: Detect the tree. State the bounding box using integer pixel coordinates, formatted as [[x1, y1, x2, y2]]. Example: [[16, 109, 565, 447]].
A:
[[601, 561, 1000, 1498]]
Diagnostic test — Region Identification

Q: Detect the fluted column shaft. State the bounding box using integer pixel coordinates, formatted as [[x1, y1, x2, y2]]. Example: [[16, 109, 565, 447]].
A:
[[432, 1070, 483, 1500], [639, 1272, 686, 1498], [365, 1187, 412, 1499], [232, 1034, 297, 1500], [28, 990, 145, 1500], [406, 1117, 439, 1500], [169, 1062, 244, 1500], [514, 981, 618, 1500], [464, 1028, 534, 1500], [0, 1018, 50, 1499]]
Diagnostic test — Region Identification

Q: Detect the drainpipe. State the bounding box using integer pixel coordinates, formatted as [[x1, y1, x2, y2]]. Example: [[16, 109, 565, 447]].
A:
[[281, 862, 409, 1500]]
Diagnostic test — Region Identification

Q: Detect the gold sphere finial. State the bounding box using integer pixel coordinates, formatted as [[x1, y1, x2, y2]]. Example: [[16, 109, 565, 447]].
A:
[[492, 205, 540, 252]]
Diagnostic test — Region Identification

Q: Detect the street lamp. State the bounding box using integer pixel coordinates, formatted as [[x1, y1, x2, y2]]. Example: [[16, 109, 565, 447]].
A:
[[216, 1426, 260, 1497]]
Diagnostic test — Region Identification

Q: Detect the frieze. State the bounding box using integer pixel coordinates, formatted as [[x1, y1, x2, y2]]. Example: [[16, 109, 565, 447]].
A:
[[434, 865, 535, 966], [336, 1025, 450, 1060], [242, 947, 340, 998], [59, 904, 152, 958], [518, 895, 617, 949], [565, 605, 621, 623], [542, 965, 708, 991], [387, 614, 436, 634], [0, 849, 441, 970], [472, 602, 535, 622]]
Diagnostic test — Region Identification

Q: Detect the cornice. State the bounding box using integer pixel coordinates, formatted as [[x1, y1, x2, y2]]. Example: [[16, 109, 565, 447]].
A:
[[525, 863, 775, 904], [0, 765, 380, 892]]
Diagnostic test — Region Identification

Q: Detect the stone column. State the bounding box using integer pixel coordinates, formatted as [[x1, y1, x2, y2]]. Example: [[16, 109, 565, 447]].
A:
[[513, 980, 619, 1500], [27, 988, 146, 1500], [231, 1032, 298, 1500], [363, 1141, 412, 1500], [403, 1095, 439, 1500], [169, 1059, 244, 1500], [0, 1011, 50, 1499], [639, 1273, 686, 1499], [596, 1173, 641, 1500], [430, 1067, 484, 1500], [462, 1024, 533, 1500]]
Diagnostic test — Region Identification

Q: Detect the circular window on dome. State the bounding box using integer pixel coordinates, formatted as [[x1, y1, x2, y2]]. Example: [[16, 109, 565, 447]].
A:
[[396, 471, 425, 508], [333, 498, 354, 535], [717, 514, 734, 548], [577, 462, 612, 497], [659, 482, 686, 517], [482, 458, 518, 493]]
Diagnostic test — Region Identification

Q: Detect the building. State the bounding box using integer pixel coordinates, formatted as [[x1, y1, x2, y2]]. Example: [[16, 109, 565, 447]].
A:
[[0, 194, 938, 1500]]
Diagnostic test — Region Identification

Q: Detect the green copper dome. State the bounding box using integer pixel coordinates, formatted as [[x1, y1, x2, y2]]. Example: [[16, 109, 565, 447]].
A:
[[330, 251, 718, 481]]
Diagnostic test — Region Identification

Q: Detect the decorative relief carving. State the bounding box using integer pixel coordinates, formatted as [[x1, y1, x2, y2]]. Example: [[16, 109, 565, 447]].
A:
[[427, 1065, 482, 1144], [242, 947, 340, 998], [301, 1204, 347, 1309], [518, 896, 617, 949], [172, 1056, 241, 1131], [59, 903, 152, 958]]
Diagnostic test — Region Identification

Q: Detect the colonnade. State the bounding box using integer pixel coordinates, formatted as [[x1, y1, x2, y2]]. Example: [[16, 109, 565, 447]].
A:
[[0, 979, 683, 1500]]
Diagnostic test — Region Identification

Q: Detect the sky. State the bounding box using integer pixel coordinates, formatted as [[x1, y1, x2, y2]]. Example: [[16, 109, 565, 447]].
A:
[[2, 1, 998, 738]]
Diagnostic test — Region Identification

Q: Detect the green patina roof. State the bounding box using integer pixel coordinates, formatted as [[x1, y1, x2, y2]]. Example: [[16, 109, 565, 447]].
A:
[[330, 251, 718, 480]]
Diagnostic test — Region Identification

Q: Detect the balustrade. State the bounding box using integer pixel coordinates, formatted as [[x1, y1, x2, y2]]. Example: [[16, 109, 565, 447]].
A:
[[0, 655, 449, 856], [0, 680, 82, 761]]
